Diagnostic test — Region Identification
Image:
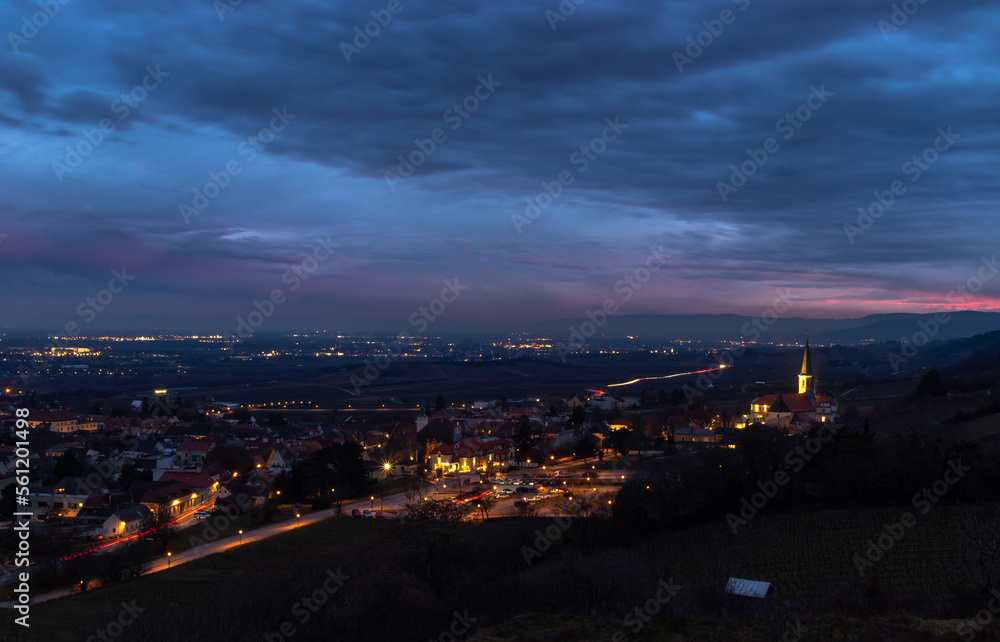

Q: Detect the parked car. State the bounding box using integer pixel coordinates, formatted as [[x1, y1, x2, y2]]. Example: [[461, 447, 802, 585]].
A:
[[193, 511, 212, 520], [351, 509, 362, 518], [397, 511, 409, 520], [515, 486, 534, 493], [513, 499, 529, 507], [375, 511, 385, 519], [362, 509, 373, 518]]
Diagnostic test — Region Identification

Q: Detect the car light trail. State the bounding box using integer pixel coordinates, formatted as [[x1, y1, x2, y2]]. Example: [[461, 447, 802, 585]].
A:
[[606, 365, 725, 388]]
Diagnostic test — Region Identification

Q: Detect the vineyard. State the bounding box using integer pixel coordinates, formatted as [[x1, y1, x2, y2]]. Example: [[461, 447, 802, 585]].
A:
[[8, 504, 1000, 641]]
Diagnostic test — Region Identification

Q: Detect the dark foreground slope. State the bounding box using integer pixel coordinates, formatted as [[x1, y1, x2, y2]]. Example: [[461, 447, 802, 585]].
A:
[[7, 504, 1000, 642]]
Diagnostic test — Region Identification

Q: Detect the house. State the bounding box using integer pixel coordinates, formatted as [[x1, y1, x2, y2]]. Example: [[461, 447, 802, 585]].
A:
[[26, 410, 78, 432], [75, 503, 152, 538], [135, 470, 218, 517], [27, 489, 90, 519], [176, 439, 214, 467], [674, 426, 722, 444], [428, 437, 515, 474]]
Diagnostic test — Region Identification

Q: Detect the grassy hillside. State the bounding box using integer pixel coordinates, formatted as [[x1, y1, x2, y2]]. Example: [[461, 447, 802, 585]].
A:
[[6, 504, 1000, 641]]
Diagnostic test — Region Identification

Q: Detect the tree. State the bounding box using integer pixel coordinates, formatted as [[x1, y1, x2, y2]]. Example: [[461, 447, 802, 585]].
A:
[[208, 445, 255, 473], [0, 484, 16, 519], [434, 394, 446, 413], [917, 369, 946, 398], [573, 438, 598, 463], [608, 426, 630, 457], [147, 503, 175, 548], [687, 396, 715, 428], [54, 450, 85, 480], [403, 497, 472, 523], [476, 494, 498, 520], [569, 406, 586, 427]]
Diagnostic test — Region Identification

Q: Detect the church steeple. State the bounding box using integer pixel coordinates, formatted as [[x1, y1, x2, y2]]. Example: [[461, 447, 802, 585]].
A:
[[798, 335, 813, 395]]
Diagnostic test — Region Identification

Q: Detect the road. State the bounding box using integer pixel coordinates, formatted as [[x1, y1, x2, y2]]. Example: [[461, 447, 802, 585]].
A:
[[0, 454, 681, 608]]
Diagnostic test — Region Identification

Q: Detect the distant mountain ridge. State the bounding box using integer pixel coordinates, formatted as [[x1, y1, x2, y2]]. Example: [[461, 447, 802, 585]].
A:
[[530, 311, 1000, 345]]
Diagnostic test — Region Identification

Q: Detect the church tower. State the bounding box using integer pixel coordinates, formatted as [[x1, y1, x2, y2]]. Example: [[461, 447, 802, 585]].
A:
[[798, 336, 814, 396]]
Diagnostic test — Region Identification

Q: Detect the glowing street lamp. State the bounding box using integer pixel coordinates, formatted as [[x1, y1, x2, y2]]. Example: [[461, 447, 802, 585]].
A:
[[167, 552, 172, 567], [238, 529, 243, 544], [296, 513, 301, 527]]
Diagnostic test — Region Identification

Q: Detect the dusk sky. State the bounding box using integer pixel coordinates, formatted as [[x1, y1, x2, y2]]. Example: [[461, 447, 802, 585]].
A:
[[1, 0, 998, 334]]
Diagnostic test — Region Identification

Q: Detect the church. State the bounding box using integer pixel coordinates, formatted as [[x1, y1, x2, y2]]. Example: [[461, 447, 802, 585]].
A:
[[747, 338, 838, 432]]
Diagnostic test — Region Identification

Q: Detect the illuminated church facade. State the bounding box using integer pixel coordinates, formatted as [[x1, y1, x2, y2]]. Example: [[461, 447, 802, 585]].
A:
[[748, 338, 838, 432]]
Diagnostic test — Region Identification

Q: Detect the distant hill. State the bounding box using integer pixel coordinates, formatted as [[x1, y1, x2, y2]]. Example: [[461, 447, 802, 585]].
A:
[[530, 311, 1000, 345]]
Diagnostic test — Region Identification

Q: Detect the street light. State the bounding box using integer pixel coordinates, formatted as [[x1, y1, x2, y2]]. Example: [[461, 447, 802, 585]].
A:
[[296, 513, 301, 527], [238, 529, 243, 544], [167, 552, 171, 567]]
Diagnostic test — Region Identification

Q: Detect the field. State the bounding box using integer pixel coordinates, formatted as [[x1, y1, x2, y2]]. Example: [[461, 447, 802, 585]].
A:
[[5, 503, 1000, 641]]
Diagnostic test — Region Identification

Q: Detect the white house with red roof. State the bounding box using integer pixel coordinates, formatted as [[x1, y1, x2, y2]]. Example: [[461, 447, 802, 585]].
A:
[[26, 410, 98, 432], [176, 439, 214, 467]]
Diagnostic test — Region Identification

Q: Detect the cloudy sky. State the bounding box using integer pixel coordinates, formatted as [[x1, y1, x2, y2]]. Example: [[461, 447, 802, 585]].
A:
[[1, 0, 998, 334]]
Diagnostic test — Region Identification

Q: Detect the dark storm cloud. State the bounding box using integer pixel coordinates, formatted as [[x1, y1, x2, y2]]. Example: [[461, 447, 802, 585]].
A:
[[0, 0, 998, 331]]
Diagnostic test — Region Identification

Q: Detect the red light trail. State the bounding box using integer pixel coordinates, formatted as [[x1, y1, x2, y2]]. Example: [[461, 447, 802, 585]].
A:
[[605, 365, 725, 388]]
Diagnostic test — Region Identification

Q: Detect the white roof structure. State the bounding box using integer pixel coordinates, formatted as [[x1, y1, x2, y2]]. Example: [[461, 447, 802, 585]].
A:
[[725, 577, 774, 598]]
